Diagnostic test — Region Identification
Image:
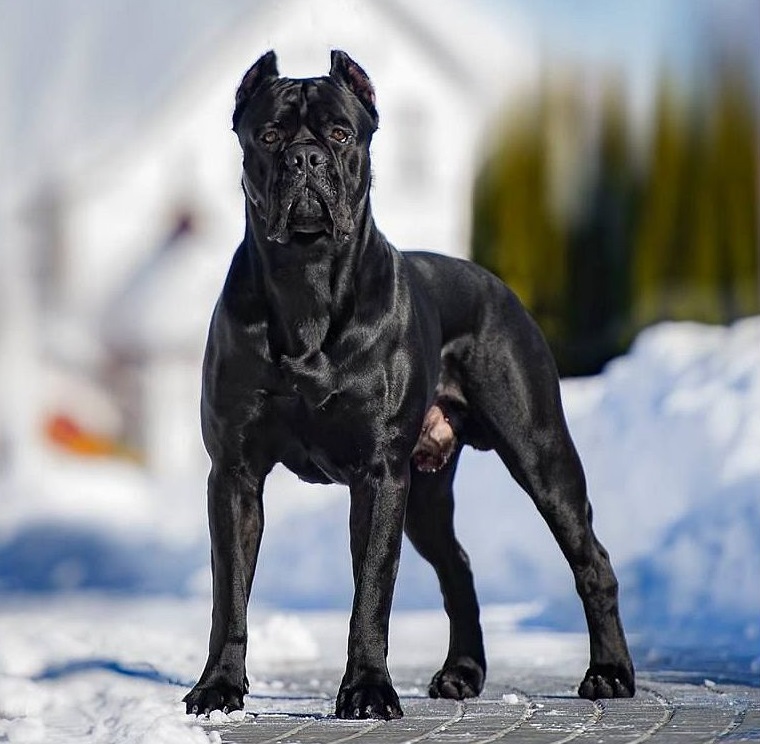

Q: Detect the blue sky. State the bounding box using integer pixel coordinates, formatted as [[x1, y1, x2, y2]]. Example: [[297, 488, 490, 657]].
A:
[[503, 0, 697, 65], [498, 0, 758, 73]]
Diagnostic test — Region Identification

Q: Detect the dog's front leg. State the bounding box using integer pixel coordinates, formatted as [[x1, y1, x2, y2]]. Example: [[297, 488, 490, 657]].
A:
[[336, 461, 409, 720], [185, 462, 265, 715]]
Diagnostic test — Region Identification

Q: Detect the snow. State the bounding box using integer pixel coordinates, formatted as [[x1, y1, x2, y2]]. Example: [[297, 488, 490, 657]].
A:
[[0, 596, 321, 743], [555, 318, 760, 645]]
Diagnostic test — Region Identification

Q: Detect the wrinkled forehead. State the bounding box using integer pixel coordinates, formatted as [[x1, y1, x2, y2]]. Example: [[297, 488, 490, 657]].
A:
[[245, 77, 373, 133]]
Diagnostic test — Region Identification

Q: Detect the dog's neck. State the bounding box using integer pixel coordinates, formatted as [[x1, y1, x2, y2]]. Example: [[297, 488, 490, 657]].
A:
[[243, 198, 387, 402]]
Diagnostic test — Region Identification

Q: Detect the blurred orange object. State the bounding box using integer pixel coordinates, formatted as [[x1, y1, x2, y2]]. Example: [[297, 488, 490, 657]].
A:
[[44, 413, 141, 462]]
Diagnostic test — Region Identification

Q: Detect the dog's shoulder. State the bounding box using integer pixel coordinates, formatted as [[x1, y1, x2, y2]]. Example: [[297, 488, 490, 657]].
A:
[[403, 250, 513, 307], [402, 249, 535, 341]]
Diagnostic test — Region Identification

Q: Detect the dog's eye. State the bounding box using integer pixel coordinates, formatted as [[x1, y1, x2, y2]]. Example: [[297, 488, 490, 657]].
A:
[[261, 130, 279, 145], [330, 127, 350, 144]]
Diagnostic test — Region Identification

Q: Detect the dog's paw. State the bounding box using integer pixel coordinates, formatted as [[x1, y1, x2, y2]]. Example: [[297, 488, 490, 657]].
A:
[[578, 664, 635, 699], [183, 681, 245, 715], [428, 658, 485, 700], [335, 680, 403, 720]]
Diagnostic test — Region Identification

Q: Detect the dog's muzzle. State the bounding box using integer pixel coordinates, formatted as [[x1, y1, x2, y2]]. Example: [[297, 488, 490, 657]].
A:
[[288, 186, 331, 232], [256, 143, 355, 244]]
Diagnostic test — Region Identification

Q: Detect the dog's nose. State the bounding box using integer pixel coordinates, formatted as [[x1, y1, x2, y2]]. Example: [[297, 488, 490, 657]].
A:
[[287, 143, 327, 173]]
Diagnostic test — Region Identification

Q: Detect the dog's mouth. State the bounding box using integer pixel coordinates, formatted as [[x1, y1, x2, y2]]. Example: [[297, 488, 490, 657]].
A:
[[265, 179, 354, 245], [287, 187, 331, 234]]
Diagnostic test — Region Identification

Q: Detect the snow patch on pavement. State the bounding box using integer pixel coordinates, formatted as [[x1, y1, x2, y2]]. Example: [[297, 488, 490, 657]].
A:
[[0, 596, 320, 744]]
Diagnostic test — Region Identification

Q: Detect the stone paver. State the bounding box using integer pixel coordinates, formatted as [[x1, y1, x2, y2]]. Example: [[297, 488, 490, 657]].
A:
[[202, 671, 760, 744]]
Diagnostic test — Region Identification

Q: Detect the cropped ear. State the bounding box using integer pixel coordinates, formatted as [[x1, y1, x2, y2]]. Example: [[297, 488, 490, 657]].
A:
[[232, 50, 279, 130], [329, 50, 378, 127]]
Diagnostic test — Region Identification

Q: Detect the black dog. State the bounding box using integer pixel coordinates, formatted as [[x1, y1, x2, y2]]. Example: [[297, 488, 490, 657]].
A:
[[184, 50, 635, 720]]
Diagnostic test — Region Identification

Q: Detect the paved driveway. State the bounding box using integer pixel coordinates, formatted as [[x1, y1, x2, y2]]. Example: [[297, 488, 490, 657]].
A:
[[204, 669, 759, 743]]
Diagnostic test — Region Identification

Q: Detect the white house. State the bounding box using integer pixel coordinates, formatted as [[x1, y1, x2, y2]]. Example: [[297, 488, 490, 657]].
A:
[[47, 0, 538, 476]]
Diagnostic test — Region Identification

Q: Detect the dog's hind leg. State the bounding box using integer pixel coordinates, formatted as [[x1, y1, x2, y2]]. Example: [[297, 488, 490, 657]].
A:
[[471, 337, 635, 698], [405, 448, 486, 699], [500, 431, 634, 698]]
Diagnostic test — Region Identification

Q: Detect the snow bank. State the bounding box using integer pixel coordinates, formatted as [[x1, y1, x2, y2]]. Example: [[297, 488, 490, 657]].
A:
[[0, 596, 320, 744], [1, 318, 758, 652], [522, 317, 760, 647]]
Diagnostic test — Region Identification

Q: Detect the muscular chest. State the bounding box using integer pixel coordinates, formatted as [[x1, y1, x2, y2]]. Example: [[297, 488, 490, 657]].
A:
[[203, 271, 432, 483], [258, 386, 384, 484]]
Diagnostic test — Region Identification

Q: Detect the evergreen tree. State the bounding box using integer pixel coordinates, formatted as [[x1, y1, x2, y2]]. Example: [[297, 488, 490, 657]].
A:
[[472, 55, 758, 377], [472, 87, 567, 347], [632, 75, 689, 327], [563, 79, 637, 373], [709, 60, 759, 320]]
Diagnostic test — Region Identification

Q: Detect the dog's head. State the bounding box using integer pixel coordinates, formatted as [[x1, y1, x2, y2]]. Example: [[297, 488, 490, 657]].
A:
[[232, 50, 378, 245]]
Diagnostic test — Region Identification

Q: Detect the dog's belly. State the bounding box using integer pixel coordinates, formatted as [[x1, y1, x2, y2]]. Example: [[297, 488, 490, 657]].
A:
[[282, 453, 335, 485], [263, 397, 373, 486], [280, 441, 360, 486], [278, 435, 341, 485]]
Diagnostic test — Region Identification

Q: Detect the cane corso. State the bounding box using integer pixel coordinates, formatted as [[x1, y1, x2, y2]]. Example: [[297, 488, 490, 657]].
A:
[[184, 50, 635, 720]]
